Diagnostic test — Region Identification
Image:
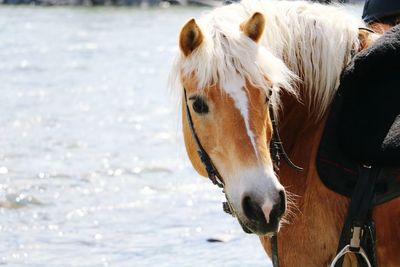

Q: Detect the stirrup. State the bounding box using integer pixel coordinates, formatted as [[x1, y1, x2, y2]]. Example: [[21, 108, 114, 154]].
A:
[[330, 226, 372, 267], [330, 244, 371, 267]]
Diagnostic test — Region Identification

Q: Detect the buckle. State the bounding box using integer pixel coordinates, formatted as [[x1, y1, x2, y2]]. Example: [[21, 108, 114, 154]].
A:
[[349, 226, 362, 251]]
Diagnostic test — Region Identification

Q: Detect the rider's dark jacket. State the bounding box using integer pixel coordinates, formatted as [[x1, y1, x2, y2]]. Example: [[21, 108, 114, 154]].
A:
[[337, 24, 400, 166]]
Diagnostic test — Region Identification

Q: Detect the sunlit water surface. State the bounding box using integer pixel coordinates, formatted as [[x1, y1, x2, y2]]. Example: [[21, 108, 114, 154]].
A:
[[0, 4, 362, 267]]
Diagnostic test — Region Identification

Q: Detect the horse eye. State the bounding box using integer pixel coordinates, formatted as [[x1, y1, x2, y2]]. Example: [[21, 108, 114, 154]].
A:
[[191, 96, 209, 114]]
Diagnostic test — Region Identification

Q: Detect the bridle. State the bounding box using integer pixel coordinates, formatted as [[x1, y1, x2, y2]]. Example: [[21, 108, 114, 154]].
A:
[[183, 89, 225, 189], [183, 87, 302, 267], [183, 89, 235, 214]]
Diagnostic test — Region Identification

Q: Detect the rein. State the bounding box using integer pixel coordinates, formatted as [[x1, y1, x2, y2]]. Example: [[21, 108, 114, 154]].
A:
[[183, 88, 302, 267]]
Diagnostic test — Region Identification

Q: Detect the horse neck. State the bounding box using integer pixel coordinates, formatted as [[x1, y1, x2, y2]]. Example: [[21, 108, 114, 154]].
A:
[[276, 88, 327, 195], [278, 88, 321, 145]]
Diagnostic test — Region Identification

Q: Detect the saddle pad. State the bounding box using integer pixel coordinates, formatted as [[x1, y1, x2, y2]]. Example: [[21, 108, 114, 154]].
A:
[[337, 24, 400, 166], [317, 88, 400, 205]]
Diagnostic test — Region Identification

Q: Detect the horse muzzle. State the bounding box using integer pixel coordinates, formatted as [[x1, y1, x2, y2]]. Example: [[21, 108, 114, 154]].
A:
[[238, 189, 286, 235]]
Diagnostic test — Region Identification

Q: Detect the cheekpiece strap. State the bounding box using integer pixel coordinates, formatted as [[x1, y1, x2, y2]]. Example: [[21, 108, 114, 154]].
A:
[[183, 89, 225, 189]]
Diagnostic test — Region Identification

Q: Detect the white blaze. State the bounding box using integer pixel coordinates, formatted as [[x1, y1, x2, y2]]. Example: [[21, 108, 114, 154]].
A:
[[222, 74, 259, 158]]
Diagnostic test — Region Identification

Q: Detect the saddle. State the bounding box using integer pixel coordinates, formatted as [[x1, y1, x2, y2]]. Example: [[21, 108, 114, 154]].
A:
[[317, 93, 400, 204], [317, 25, 400, 267], [317, 23, 400, 206]]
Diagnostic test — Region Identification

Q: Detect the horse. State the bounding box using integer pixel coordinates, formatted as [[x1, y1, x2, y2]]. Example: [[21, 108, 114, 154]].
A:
[[170, 0, 400, 266]]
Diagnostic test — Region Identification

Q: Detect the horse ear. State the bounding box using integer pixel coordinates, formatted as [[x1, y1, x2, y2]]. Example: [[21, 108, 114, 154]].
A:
[[179, 18, 204, 57], [240, 12, 265, 43], [358, 28, 379, 51]]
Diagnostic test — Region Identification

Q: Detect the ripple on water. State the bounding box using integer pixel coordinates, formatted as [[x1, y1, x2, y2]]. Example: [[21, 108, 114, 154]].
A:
[[0, 193, 42, 209]]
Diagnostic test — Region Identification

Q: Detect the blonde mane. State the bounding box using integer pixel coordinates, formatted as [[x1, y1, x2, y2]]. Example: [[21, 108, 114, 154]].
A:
[[171, 0, 364, 118]]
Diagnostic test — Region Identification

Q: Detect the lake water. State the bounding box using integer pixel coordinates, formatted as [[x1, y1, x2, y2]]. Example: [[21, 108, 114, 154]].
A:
[[0, 4, 362, 267]]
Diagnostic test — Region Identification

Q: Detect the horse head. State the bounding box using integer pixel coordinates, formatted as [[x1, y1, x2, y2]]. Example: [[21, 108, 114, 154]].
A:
[[174, 12, 296, 235]]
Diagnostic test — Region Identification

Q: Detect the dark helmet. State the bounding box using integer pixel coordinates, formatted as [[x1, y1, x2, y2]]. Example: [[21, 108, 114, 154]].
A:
[[362, 0, 400, 23]]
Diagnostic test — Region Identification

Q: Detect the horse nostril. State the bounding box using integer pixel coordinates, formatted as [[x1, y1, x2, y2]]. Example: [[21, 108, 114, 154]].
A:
[[279, 190, 286, 212], [271, 190, 286, 220], [242, 195, 265, 223]]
